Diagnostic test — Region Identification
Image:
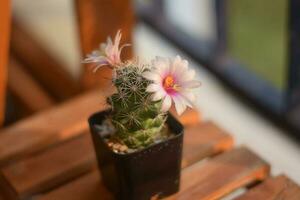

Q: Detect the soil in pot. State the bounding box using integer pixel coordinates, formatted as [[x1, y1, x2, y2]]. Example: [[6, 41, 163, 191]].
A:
[[97, 118, 176, 154]]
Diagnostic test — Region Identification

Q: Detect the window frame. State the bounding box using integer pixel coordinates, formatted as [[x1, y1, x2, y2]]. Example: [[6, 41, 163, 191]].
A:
[[137, 0, 300, 134]]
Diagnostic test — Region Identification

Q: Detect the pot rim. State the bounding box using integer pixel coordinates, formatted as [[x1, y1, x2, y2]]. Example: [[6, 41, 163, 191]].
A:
[[88, 109, 184, 157]]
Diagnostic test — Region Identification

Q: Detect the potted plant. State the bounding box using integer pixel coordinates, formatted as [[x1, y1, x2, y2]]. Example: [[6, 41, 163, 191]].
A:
[[84, 31, 200, 200]]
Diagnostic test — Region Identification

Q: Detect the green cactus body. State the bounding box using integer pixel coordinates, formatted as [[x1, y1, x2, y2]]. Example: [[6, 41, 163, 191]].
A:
[[107, 62, 168, 149]]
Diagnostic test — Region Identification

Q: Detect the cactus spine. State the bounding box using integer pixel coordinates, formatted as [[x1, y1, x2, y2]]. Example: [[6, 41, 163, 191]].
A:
[[107, 61, 167, 149]]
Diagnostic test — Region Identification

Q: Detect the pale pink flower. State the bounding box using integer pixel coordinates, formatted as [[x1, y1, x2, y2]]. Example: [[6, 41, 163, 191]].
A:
[[143, 56, 200, 115], [83, 30, 129, 72]]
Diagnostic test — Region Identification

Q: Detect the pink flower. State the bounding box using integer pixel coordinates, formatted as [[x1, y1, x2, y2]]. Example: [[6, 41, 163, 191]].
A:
[[143, 56, 200, 115], [83, 30, 129, 72]]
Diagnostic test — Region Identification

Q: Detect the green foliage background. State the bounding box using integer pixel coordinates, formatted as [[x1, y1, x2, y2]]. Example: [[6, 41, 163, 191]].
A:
[[227, 0, 288, 90]]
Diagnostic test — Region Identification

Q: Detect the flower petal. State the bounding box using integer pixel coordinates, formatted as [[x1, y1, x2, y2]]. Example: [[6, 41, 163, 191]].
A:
[[182, 80, 201, 88], [119, 44, 131, 55], [82, 56, 106, 63], [161, 95, 172, 112], [172, 56, 186, 74], [142, 71, 161, 83], [172, 95, 187, 115], [180, 69, 195, 82], [152, 88, 166, 101], [180, 92, 196, 108], [152, 57, 170, 77], [83, 31, 127, 68], [114, 30, 122, 47], [171, 55, 181, 73], [146, 84, 160, 92], [92, 63, 108, 73], [100, 43, 106, 52]]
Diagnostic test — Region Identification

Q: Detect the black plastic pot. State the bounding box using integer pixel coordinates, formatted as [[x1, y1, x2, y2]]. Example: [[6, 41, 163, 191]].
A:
[[88, 110, 184, 200]]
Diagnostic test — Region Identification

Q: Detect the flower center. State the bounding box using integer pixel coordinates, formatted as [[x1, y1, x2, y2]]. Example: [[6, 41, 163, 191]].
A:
[[163, 75, 179, 93]]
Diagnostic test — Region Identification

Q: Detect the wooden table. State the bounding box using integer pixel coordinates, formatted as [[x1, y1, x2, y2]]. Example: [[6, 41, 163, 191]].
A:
[[0, 90, 300, 200]]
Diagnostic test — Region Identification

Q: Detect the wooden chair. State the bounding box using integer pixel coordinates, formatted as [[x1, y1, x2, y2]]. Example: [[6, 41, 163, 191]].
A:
[[1, 1, 300, 200], [0, 0, 11, 126], [5, 0, 135, 124], [75, 0, 134, 90], [0, 0, 135, 198], [0, 95, 299, 199]]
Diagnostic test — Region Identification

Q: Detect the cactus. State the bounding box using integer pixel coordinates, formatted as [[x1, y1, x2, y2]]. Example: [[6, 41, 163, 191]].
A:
[[83, 31, 200, 150], [107, 61, 168, 149]]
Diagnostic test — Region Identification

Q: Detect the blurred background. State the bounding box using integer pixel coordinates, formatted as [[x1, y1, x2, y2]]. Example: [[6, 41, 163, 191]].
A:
[[1, 0, 300, 184]]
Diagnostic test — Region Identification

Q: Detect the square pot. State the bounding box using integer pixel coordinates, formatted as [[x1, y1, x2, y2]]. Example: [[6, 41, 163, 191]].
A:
[[88, 110, 184, 200]]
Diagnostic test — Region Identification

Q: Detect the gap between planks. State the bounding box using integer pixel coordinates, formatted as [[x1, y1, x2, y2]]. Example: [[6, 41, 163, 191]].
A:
[[0, 121, 230, 199], [234, 175, 300, 200], [36, 147, 269, 200], [0, 90, 107, 167], [0, 90, 199, 168]]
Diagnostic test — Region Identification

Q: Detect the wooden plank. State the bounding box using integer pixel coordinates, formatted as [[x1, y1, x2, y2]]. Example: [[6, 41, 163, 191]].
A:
[[36, 170, 112, 200], [10, 19, 80, 101], [74, 0, 135, 90], [37, 147, 269, 200], [235, 175, 300, 200], [0, 0, 11, 125], [0, 89, 106, 166], [181, 121, 233, 168], [1, 134, 95, 200], [0, 121, 233, 199], [166, 147, 270, 200], [0, 88, 199, 167], [8, 57, 55, 114]]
